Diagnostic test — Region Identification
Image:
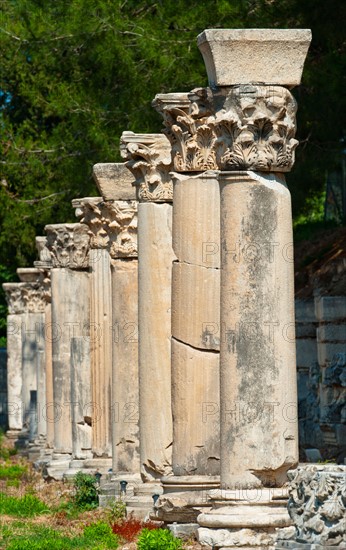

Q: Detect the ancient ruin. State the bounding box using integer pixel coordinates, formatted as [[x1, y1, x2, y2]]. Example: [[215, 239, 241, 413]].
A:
[[3, 27, 346, 549]]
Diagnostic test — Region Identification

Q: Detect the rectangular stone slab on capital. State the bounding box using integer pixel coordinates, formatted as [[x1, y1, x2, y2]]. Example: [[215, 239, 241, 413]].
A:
[[92, 163, 136, 201], [197, 28, 312, 87]]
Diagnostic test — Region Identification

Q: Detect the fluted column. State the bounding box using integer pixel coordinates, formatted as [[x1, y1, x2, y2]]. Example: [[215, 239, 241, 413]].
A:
[[121, 133, 174, 484], [44, 223, 90, 467]]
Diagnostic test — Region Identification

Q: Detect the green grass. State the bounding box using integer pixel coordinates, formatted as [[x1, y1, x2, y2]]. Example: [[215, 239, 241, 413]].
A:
[[0, 521, 119, 550], [0, 492, 50, 518], [0, 464, 27, 480]]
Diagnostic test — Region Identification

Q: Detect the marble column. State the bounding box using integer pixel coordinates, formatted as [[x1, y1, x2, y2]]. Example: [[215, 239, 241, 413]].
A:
[[3, 284, 25, 438], [34, 236, 54, 452], [151, 94, 220, 523], [121, 132, 174, 486], [44, 223, 90, 475], [16, 268, 46, 448], [196, 29, 311, 548]]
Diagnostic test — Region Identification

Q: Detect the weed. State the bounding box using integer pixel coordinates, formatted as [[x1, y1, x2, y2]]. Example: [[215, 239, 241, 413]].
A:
[[0, 463, 27, 480], [137, 527, 183, 549], [112, 517, 160, 542], [106, 497, 127, 524], [72, 472, 98, 510], [83, 521, 119, 548], [0, 492, 50, 517]]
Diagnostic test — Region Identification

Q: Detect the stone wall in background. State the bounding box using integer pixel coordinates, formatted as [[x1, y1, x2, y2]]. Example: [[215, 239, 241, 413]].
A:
[[296, 296, 346, 460]]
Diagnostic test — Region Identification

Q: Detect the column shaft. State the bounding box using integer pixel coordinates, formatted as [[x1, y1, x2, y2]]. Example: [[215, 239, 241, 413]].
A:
[[219, 171, 298, 488], [7, 314, 23, 431], [90, 249, 113, 457]]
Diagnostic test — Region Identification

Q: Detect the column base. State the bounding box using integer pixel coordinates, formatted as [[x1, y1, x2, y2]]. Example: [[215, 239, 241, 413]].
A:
[[197, 488, 292, 549], [99, 473, 142, 507], [82, 457, 112, 474], [151, 475, 220, 523], [43, 452, 72, 480], [126, 481, 164, 520]]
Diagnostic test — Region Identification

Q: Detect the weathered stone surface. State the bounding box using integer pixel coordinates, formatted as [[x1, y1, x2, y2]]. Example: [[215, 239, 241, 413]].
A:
[[317, 324, 346, 342], [197, 28, 312, 87], [44, 303, 54, 448], [318, 343, 346, 367], [154, 86, 298, 172], [89, 249, 112, 458], [171, 338, 220, 476], [6, 313, 23, 430], [279, 464, 346, 547], [295, 299, 317, 323], [36, 349, 46, 438], [92, 163, 136, 201], [21, 312, 44, 435], [315, 296, 346, 322], [172, 262, 220, 351], [50, 268, 89, 454], [70, 337, 92, 459], [111, 259, 140, 475], [76, 198, 138, 258], [197, 526, 278, 548], [120, 131, 173, 202], [17, 268, 45, 283], [296, 338, 318, 368], [138, 202, 174, 480], [219, 171, 298, 489], [35, 236, 52, 266], [172, 171, 220, 268], [45, 223, 90, 269]]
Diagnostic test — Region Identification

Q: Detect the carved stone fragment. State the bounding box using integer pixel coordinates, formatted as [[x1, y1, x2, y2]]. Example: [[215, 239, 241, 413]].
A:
[[44, 223, 90, 269], [120, 131, 173, 202], [277, 464, 346, 547], [153, 85, 298, 172], [77, 199, 138, 258]]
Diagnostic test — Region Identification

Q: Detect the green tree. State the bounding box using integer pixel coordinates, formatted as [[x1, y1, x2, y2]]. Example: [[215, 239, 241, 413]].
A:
[[1, 0, 345, 341]]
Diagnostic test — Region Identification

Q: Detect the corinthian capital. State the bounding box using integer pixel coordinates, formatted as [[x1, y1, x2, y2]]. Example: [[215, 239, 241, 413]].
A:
[[3, 282, 47, 314], [74, 198, 138, 258], [120, 131, 173, 202], [153, 85, 298, 172], [44, 223, 90, 269]]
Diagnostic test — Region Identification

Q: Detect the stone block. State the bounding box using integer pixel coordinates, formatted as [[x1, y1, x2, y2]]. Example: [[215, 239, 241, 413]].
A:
[[197, 28, 312, 87], [92, 163, 136, 201], [317, 324, 346, 343], [172, 172, 220, 268], [318, 342, 346, 367], [296, 339, 318, 368], [295, 323, 317, 338], [172, 338, 220, 476], [295, 299, 317, 323], [315, 296, 346, 322], [172, 261, 220, 351]]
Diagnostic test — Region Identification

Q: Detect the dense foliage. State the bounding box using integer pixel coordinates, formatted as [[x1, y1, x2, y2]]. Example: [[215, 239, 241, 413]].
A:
[[1, 0, 345, 340]]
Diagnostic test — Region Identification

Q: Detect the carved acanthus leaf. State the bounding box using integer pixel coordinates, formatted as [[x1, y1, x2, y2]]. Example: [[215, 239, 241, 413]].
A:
[[153, 85, 298, 173], [45, 223, 90, 269], [3, 283, 47, 314], [120, 132, 173, 202], [283, 465, 346, 545], [77, 198, 138, 258]]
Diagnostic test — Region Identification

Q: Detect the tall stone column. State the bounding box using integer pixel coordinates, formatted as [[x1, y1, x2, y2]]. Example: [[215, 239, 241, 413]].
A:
[[190, 29, 310, 548], [151, 94, 220, 523], [3, 284, 25, 438], [44, 223, 90, 477], [16, 269, 46, 451], [34, 236, 54, 454], [120, 132, 174, 487], [84, 165, 142, 506]]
